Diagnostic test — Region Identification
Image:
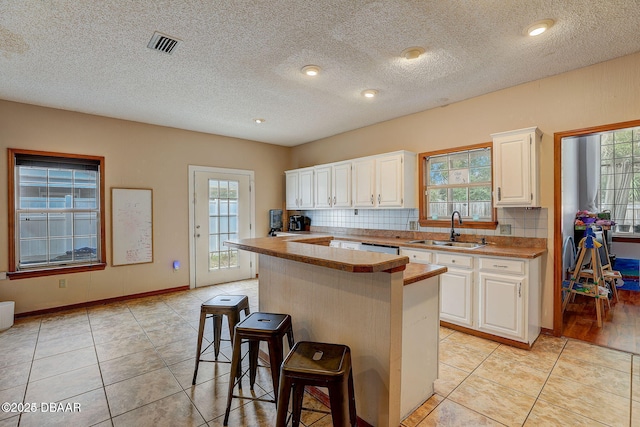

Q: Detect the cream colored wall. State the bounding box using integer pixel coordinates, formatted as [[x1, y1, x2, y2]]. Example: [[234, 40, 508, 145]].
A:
[[291, 52, 640, 330], [0, 100, 290, 314]]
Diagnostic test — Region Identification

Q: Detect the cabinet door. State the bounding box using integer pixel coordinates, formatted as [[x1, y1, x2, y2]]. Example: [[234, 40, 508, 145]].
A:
[[352, 158, 376, 207], [314, 165, 332, 208], [493, 132, 537, 206], [477, 272, 525, 340], [376, 154, 403, 207], [285, 171, 299, 209], [332, 162, 352, 208], [440, 268, 473, 327], [298, 168, 315, 209]]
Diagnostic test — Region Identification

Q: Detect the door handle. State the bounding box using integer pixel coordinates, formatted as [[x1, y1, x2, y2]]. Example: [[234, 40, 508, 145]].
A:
[[518, 283, 521, 297], [498, 187, 501, 201]]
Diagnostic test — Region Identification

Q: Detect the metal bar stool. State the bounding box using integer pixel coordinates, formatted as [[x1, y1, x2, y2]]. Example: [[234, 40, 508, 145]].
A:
[[223, 312, 294, 426], [275, 341, 356, 427], [192, 295, 250, 385]]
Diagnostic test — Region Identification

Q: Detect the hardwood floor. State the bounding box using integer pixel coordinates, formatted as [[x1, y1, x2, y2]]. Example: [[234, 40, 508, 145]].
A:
[[563, 289, 640, 354]]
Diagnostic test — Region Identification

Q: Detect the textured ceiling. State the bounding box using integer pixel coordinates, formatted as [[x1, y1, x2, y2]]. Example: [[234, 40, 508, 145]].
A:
[[2, 1, 640, 146]]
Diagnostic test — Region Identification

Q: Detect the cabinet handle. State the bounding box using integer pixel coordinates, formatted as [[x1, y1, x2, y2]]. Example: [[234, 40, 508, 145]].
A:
[[498, 187, 501, 201], [493, 264, 508, 268], [371, 194, 374, 204], [333, 196, 336, 205], [378, 194, 381, 204], [328, 197, 331, 206], [518, 283, 522, 297]]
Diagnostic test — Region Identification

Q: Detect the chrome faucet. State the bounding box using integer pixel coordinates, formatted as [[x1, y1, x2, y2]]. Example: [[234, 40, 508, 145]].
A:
[[450, 211, 462, 242]]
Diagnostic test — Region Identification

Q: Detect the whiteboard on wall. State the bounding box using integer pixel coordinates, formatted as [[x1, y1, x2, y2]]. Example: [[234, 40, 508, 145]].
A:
[[111, 188, 153, 266]]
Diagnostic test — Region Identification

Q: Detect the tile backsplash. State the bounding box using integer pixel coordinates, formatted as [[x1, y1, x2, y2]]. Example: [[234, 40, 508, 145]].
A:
[[302, 208, 548, 238]]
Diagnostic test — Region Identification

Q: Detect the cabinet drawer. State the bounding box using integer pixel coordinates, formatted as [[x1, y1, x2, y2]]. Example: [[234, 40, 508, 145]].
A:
[[479, 257, 525, 275], [435, 252, 474, 269], [400, 249, 432, 264]]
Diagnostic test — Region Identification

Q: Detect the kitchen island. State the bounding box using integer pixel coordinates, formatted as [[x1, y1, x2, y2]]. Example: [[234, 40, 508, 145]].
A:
[[225, 235, 447, 427]]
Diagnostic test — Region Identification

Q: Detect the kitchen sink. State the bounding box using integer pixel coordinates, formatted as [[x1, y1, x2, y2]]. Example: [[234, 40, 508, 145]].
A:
[[407, 239, 485, 249]]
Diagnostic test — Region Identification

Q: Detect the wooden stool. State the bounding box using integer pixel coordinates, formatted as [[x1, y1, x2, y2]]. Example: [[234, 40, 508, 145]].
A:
[[192, 295, 250, 385], [223, 312, 294, 426], [275, 341, 356, 427]]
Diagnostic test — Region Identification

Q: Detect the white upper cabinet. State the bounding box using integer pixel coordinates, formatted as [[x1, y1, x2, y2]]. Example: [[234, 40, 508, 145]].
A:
[[352, 158, 376, 207], [492, 127, 542, 207], [314, 165, 332, 208], [353, 151, 416, 209], [314, 161, 352, 208], [286, 151, 415, 210], [332, 161, 352, 208], [285, 167, 314, 210]]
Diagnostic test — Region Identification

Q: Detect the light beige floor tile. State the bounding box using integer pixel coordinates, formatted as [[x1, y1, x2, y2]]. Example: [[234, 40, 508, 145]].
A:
[[37, 321, 91, 342], [184, 375, 246, 422], [0, 384, 26, 421], [30, 346, 97, 382], [524, 399, 608, 426], [562, 339, 632, 374], [473, 353, 550, 397], [100, 349, 166, 386], [633, 372, 640, 403], [0, 415, 19, 427], [25, 364, 103, 404], [632, 400, 640, 427], [401, 393, 444, 427], [168, 350, 231, 390], [89, 310, 138, 328], [91, 322, 146, 345], [105, 367, 181, 416], [531, 333, 567, 351], [156, 336, 200, 365], [439, 339, 489, 373], [34, 331, 94, 359], [0, 361, 31, 391], [92, 420, 113, 427], [448, 374, 536, 426], [95, 332, 154, 362], [552, 354, 631, 398], [539, 373, 630, 426], [434, 363, 469, 397], [0, 337, 37, 369], [87, 302, 132, 321], [491, 343, 559, 374], [19, 388, 110, 427], [416, 398, 504, 426], [443, 331, 500, 355], [207, 394, 277, 426], [145, 322, 198, 348], [112, 391, 205, 427], [0, 317, 40, 336]]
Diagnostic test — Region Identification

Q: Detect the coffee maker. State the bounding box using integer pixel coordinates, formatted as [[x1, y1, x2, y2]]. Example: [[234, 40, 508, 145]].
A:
[[288, 215, 308, 231]]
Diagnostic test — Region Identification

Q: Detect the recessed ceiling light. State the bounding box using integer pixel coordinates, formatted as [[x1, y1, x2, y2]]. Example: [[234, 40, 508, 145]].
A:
[[525, 19, 554, 36], [254, 118, 266, 124], [301, 65, 320, 76], [361, 89, 378, 98], [401, 46, 425, 60]]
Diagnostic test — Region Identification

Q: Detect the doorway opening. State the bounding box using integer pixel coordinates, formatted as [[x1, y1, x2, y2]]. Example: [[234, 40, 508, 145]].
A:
[[188, 166, 255, 288], [554, 119, 640, 353]]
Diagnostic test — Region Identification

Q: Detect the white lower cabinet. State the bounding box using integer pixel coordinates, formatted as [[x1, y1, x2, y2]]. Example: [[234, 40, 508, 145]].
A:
[[477, 271, 525, 340], [400, 247, 541, 345]]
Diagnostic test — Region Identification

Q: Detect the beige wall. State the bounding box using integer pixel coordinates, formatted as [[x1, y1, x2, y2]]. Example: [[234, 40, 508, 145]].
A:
[[290, 52, 640, 330], [0, 101, 290, 314]]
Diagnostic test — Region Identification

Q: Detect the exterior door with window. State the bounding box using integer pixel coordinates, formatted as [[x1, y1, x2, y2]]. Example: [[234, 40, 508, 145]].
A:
[[194, 170, 252, 286]]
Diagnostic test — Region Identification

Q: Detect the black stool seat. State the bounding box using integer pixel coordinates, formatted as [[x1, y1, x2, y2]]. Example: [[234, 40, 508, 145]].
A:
[[223, 312, 294, 426], [276, 341, 356, 427], [192, 295, 250, 385]]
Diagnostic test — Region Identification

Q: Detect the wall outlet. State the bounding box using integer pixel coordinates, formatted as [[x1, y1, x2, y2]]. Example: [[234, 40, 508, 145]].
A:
[[0, 272, 6, 280], [409, 220, 418, 231], [59, 279, 67, 288], [499, 224, 512, 235]]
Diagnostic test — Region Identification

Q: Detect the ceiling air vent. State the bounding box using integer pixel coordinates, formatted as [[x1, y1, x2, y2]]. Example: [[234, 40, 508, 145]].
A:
[[147, 31, 180, 54]]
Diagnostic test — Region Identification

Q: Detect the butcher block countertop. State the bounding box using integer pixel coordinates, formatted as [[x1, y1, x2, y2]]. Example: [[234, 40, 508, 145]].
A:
[[225, 235, 448, 285]]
